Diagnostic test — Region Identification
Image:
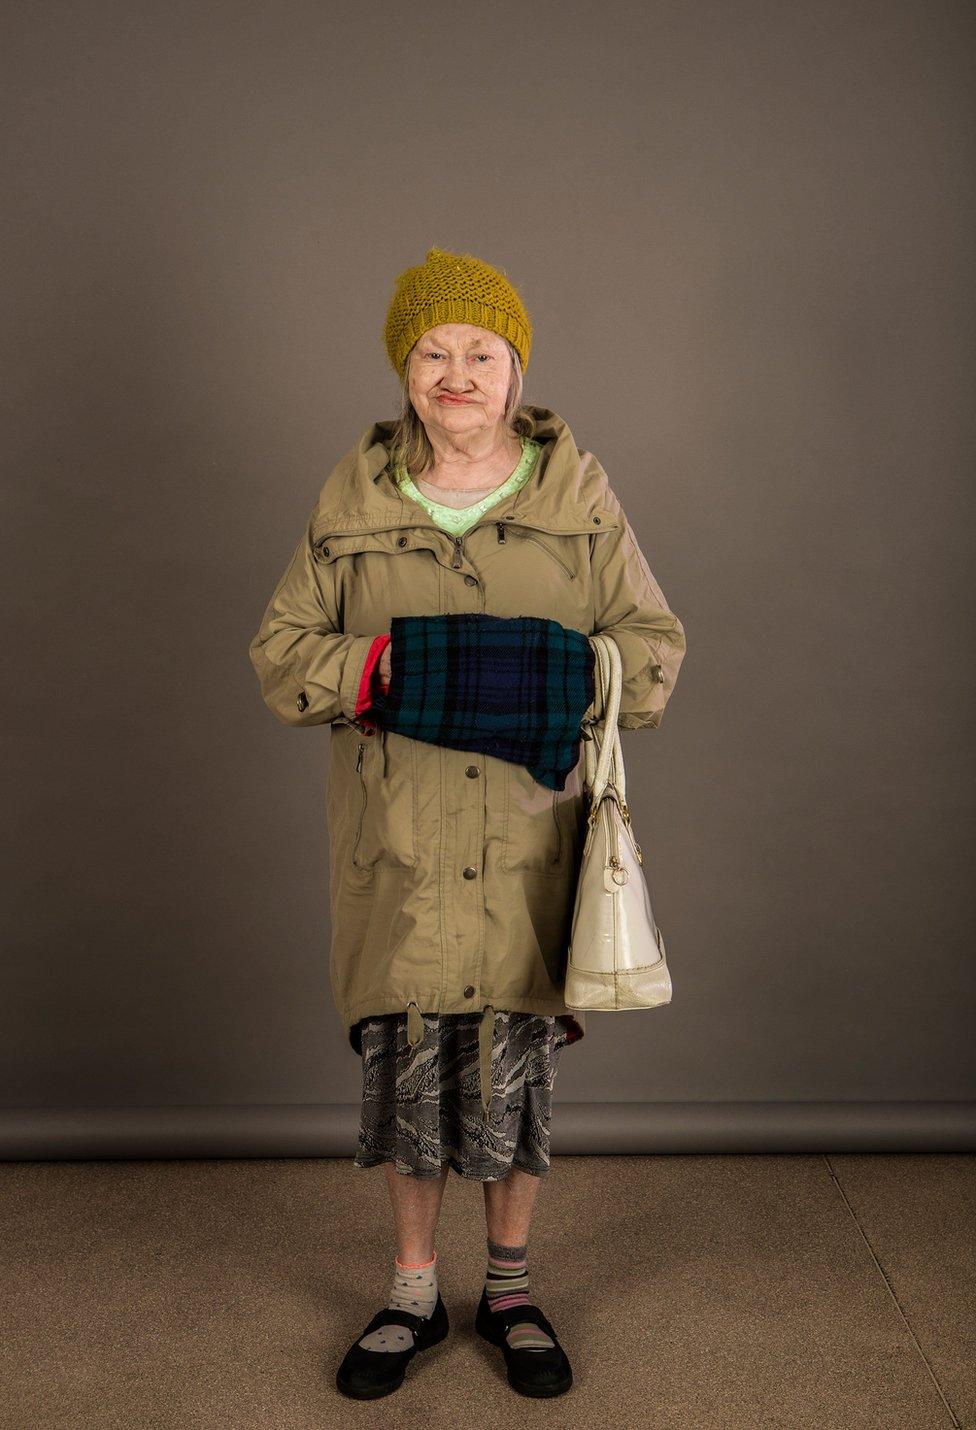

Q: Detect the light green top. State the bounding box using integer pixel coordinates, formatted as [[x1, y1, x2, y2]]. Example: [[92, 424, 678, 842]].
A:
[[393, 437, 542, 537]]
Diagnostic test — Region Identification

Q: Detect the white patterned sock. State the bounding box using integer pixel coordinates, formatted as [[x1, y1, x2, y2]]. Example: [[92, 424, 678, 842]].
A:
[[358, 1252, 438, 1352]]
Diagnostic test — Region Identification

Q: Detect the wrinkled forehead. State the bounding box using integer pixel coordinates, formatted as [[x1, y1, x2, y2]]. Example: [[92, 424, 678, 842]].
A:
[[416, 323, 508, 350]]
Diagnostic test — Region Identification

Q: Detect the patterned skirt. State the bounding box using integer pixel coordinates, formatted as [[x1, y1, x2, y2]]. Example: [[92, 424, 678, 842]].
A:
[[353, 1010, 578, 1181]]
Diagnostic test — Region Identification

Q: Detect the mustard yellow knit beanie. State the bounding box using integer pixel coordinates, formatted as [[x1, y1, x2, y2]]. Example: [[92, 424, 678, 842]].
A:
[[384, 246, 532, 380]]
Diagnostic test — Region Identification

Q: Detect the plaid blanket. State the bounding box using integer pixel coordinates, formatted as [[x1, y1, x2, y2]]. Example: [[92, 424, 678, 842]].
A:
[[369, 613, 596, 790]]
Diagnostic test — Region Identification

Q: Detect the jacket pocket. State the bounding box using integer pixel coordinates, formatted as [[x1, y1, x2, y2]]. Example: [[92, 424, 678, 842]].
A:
[[351, 738, 373, 869], [506, 526, 577, 582], [329, 726, 419, 872], [356, 732, 419, 871], [500, 760, 568, 876]]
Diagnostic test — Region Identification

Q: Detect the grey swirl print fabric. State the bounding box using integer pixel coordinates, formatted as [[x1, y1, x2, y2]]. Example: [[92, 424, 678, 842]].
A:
[[353, 1010, 574, 1181]]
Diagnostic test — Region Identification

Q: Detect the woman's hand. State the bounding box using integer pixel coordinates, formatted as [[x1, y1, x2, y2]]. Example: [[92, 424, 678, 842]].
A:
[[377, 640, 392, 693]]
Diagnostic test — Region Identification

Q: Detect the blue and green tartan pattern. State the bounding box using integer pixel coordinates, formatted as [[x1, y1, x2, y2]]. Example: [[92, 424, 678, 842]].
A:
[[369, 613, 596, 791]]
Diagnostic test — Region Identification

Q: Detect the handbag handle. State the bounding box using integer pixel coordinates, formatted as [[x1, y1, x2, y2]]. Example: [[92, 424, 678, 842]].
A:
[[583, 633, 626, 806]]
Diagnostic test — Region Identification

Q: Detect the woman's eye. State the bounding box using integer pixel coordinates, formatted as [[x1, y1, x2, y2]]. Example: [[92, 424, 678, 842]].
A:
[[474, 354, 491, 362]]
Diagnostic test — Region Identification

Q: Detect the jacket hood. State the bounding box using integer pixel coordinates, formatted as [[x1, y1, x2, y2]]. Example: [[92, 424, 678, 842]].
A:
[[309, 404, 620, 546]]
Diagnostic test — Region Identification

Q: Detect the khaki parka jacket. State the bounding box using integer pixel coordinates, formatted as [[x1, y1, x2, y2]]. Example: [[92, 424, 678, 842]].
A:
[[248, 405, 686, 1111]]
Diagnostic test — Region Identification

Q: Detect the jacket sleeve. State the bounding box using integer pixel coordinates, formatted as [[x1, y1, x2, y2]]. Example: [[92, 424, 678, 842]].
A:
[[248, 515, 379, 727], [355, 634, 392, 716], [583, 495, 686, 732]]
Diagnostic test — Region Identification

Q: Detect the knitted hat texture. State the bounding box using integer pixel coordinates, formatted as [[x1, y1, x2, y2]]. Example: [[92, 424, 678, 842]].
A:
[[384, 246, 532, 380]]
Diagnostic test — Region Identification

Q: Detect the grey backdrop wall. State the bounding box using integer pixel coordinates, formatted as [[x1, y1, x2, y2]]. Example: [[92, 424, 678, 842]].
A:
[[3, 0, 974, 1156]]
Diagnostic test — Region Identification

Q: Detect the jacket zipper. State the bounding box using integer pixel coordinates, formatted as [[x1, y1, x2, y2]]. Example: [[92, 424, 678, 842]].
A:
[[315, 513, 608, 588], [459, 526, 569, 571], [319, 519, 579, 575], [496, 522, 575, 580], [353, 741, 369, 867], [314, 513, 616, 554]]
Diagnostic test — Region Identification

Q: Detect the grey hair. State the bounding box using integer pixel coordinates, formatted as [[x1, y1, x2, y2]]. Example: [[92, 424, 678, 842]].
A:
[[387, 338, 534, 480]]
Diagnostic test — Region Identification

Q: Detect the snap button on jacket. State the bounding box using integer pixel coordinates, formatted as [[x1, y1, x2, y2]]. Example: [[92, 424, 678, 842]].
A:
[[248, 405, 687, 1114]]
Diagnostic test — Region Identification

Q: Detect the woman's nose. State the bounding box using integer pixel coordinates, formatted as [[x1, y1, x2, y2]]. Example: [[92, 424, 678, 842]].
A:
[[441, 357, 471, 389]]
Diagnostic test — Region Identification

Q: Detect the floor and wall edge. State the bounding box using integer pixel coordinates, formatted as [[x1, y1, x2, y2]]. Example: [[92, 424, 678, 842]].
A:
[[1, 1102, 973, 1159]]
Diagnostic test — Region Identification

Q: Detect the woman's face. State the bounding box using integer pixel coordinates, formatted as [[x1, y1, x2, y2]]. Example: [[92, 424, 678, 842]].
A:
[[407, 323, 513, 441]]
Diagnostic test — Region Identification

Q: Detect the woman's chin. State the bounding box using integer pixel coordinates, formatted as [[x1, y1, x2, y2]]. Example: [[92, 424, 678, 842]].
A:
[[427, 404, 492, 428]]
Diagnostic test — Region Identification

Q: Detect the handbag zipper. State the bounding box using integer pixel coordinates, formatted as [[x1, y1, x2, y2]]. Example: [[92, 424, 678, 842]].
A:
[[597, 788, 643, 870], [619, 797, 642, 863], [603, 796, 619, 871]]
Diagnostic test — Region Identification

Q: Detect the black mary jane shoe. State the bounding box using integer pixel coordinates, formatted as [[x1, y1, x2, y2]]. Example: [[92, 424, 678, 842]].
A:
[[335, 1292, 449, 1400], [474, 1287, 573, 1398]]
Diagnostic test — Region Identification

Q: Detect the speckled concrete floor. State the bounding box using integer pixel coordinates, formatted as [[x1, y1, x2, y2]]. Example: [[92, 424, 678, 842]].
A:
[[2, 1154, 972, 1428]]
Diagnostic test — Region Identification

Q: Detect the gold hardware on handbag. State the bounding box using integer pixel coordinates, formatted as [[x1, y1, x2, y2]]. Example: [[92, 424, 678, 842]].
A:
[[563, 632, 672, 1011]]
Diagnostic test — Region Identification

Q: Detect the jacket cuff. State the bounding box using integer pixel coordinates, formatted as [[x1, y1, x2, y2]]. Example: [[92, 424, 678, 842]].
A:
[[355, 634, 392, 716], [339, 635, 385, 722]]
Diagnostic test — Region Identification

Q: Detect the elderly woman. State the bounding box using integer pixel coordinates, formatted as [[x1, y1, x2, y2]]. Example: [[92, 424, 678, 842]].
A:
[[248, 247, 685, 1401]]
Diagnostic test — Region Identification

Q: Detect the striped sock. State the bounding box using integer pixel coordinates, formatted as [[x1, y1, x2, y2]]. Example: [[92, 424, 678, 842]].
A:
[[485, 1238, 555, 1352], [358, 1251, 438, 1353]]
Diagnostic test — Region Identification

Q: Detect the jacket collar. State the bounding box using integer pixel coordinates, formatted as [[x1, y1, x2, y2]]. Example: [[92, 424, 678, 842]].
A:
[[310, 405, 618, 545]]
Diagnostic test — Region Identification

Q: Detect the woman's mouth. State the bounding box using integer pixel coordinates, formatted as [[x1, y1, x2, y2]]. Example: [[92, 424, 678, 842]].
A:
[[437, 394, 474, 405]]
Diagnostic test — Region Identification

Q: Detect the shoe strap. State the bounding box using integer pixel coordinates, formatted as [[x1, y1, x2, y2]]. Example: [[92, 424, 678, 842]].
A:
[[486, 1299, 556, 1340], [362, 1305, 432, 1337]]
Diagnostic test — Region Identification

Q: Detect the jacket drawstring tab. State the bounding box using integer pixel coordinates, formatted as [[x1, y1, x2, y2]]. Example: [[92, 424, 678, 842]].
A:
[[406, 999, 423, 1046], [380, 725, 388, 778], [478, 1004, 495, 1116]]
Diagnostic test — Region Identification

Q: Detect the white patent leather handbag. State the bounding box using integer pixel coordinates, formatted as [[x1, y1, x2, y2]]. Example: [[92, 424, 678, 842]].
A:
[[563, 632, 673, 1011]]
